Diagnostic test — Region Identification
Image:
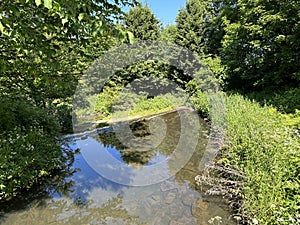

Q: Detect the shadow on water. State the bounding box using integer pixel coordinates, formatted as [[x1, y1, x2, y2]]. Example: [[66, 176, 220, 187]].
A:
[[0, 110, 235, 225]]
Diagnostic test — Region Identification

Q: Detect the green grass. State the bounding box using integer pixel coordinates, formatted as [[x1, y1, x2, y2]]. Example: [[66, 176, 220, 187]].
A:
[[198, 93, 300, 224], [95, 87, 189, 120], [224, 94, 299, 224]]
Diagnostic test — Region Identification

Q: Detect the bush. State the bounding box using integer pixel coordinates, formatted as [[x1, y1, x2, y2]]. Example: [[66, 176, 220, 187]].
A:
[[95, 87, 120, 119], [0, 128, 62, 200], [50, 100, 73, 133], [247, 87, 300, 114], [0, 97, 59, 135], [0, 97, 64, 200]]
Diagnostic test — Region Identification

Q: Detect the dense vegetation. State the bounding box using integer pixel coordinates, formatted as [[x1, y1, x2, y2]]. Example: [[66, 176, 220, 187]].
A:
[[175, 0, 300, 224], [0, 0, 136, 200], [224, 95, 299, 224], [1, 0, 299, 224]]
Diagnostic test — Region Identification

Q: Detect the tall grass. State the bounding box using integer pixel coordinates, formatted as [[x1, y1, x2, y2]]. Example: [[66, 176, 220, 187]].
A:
[[196, 92, 300, 224], [224, 94, 299, 224]]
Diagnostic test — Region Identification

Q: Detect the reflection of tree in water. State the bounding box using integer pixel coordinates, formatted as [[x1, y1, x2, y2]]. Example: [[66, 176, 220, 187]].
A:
[[172, 118, 209, 186], [155, 112, 181, 156], [96, 121, 155, 166], [96, 112, 185, 167], [1, 195, 145, 225]]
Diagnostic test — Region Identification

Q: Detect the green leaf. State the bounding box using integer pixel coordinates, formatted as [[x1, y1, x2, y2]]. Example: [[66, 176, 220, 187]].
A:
[[44, 0, 52, 9], [0, 22, 3, 34], [127, 31, 135, 44], [78, 13, 84, 21], [35, 0, 41, 7], [62, 18, 68, 25]]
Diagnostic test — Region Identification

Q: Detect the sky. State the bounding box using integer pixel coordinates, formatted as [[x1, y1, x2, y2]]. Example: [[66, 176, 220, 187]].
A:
[[125, 0, 187, 27]]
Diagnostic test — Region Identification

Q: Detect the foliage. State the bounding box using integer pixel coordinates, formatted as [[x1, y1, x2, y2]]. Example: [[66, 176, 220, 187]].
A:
[[0, 97, 59, 135], [50, 100, 73, 133], [225, 95, 300, 224], [0, 128, 63, 201], [190, 90, 210, 117], [246, 87, 300, 114], [175, 0, 210, 56], [0, 97, 64, 200], [0, 0, 136, 104], [221, 0, 300, 91], [202, 56, 226, 87], [176, 0, 300, 92], [0, 0, 137, 201], [95, 86, 188, 119], [95, 86, 121, 119], [195, 93, 300, 224], [113, 60, 188, 89], [94, 59, 191, 119], [160, 24, 177, 43], [124, 2, 161, 40], [204, 0, 238, 56], [174, 0, 227, 89]]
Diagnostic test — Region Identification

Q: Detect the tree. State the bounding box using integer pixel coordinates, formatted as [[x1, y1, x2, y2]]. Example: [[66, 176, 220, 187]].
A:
[[0, 0, 136, 106], [124, 2, 161, 40], [0, 0, 137, 200], [174, 0, 228, 87], [204, 0, 238, 56], [221, 0, 300, 91], [160, 24, 177, 43], [175, 0, 210, 56]]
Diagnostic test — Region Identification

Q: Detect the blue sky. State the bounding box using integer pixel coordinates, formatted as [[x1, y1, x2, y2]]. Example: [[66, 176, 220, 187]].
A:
[[124, 0, 187, 27]]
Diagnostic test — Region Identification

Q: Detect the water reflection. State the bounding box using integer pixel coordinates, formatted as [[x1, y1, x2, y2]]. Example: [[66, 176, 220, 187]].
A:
[[0, 111, 234, 225]]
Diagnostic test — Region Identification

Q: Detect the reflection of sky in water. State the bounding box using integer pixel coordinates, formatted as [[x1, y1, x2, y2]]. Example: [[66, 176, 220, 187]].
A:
[[0, 112, 234, 225], [47, 138, 202, 224]]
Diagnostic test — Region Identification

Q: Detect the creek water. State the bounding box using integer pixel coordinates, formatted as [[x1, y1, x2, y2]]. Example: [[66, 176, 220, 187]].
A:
[[0, 111, 234, 225]]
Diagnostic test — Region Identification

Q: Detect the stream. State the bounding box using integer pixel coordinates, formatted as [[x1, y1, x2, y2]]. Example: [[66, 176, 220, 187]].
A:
[[0, 110, 234, 225]]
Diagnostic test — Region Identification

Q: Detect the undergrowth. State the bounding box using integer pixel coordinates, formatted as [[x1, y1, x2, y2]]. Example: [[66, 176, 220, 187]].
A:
[[0, 97, 67, 201], [196, 92, 300, 225]]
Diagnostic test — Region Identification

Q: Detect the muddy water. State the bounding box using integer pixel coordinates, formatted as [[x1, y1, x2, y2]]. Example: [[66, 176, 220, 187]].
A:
[[0, 111, 234, 225]]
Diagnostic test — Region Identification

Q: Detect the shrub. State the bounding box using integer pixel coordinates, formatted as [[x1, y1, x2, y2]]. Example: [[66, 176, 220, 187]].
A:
[[247, 87, 300, 114], [0, 97, 64, 200], [0, 128, 62, 200], [0, 97, 59, 135], [95, 87, 120, 119]]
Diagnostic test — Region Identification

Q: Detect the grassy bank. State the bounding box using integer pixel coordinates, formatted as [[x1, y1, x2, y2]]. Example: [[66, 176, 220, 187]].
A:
[[95, 90, 189, 120], [197, 93, 300, 224]]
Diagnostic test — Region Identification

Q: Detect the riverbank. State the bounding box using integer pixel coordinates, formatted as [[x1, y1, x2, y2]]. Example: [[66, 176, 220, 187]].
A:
[[73, 106, 194, 134], [195, 93, 300, 224]]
